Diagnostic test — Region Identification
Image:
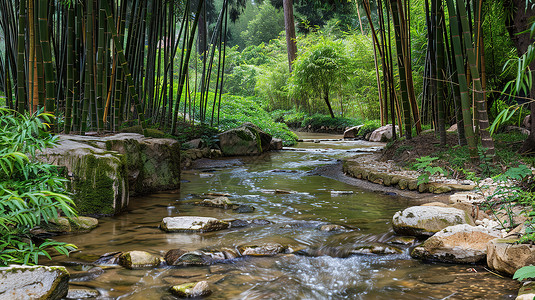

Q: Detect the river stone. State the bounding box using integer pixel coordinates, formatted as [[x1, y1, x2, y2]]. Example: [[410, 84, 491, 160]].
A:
[[343, 125, 363, 139], [388, 236, 417, 246], [217, 123, 272, 156], [319, 224, 347, 232], [161, 216, 229, 232], [93, 252, 122, 265], [118, 251, 162, 269], [270, 138, 283, 150], [69, 266, 105, 282], [43, 216, 98, 233], [233, 204, 256, 213], [238, 243, 287, 256], [170, 281, 212, 298], [0, 265, 69, 300], [410, 224, 502, 263], [66, 287, 100, 299], [350, 243, 403, 255], [487, 238, 535, 276], [196, 197, 233, 209], [392, 206, 474, 237], [421, 275, 456, 284]]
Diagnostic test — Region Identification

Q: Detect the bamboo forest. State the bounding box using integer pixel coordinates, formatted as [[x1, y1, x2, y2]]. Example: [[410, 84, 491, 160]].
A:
[[3, 0, 535, 299]]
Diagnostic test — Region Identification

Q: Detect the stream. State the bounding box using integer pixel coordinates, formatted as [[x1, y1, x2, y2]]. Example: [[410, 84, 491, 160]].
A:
[[50, 133, 518, 299]]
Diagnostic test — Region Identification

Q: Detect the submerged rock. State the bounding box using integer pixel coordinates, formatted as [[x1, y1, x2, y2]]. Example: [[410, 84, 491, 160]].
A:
[[270, 138, 283, 150], [196, 196, 233, 209], [392, 206, 474, 237], [487, 238, 535, 276], [118, 251, 162, 269], [238, 243, 287, 256], [319, 224, 348, 232], [0, 265, 69, 300], [66, 287, 100, 299], [411, 224, 501, 263], [160, 216, 229, 232], [350, 243, 404, 255], [233, 204, 256, 213], [388, 236, 417, 246], [93, 251, 122, 265], [170, 281, 212, 298], [165, 248, 239, 266]]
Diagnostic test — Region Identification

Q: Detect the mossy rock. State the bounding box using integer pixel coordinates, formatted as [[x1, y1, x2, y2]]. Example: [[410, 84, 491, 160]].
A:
[[170, 281, 212, 298], [119, 125, 166, 138], [118, 251, 162, 269], [0, 265, 69, 300]]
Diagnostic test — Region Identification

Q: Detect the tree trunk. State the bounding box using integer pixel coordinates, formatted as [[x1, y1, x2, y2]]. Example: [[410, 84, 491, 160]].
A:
[[283, 0, 297, 72], [324, 87, 335, 118]]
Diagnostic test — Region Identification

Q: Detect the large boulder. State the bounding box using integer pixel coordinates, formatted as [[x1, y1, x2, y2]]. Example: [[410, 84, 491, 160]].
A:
[[161, 216, 229, 232], [392, 206, 474, 237], [37, 134, 181, 216], [217, 123, 272, 156], [343, 125, 363, 139], [487, 238, 535, 276], [103, 133, 181, 196], [37, 136, 128, 216], [411, 224, 502, 263], [369, 124, 397, 142], [0, 265, 69, 300]]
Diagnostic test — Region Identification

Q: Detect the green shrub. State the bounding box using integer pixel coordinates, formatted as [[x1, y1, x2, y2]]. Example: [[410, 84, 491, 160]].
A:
[[359, 119, 381, 136], [301, 113, 361, 130], [0, 108, 77, 266]]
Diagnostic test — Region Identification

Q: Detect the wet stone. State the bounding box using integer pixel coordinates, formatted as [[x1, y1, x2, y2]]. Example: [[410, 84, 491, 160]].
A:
[[66, 287, 100, 299], [93, 251, 122, 265], [170, 281, 212, 298], [388, 236, 417, 246], [319, 224, 347, 232], [238, 243, 287, 256], [69, 266, 105, 282], [233, 204, 256, 213], [118, 251, 162, 269]]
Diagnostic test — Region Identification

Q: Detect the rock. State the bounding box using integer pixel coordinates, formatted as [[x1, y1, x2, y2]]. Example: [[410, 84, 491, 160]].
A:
[[350, 243, 403, 255], [411, 224, 502, 263], [270, 138, 283, 150], [170, 281, 212, 298], [343, 125, 363, 139], [44, 216, 99, 233], [233, 204, 255, 213], [66, 287, 100, 299], [69, 266, 105, 282], [184, 139, 203, 149], [37, 133, 181, 216], [319, 224, 347, 232], [166, 248, 238, 266], [0, 265, 69, 300], [369, 124, 397, 142], [161, 216, 229, 232], [330, 191, 354, 195], [118, 251, 162, 269], [93, 252, 122, 265], [217, 123, 272, 156], [238, 243, 287, 256], [196, 197, 233, 209], [447, 124, 458, 132], [392, 206, 474, 237], [388, 236, 417, 246], [42, 217, 71, 233], [487, 238, 535, 276], [517, 281, 535, 300]]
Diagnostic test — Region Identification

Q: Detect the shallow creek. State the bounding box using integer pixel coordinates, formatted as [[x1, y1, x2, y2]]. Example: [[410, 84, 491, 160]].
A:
[[50, 133, 518, 299]]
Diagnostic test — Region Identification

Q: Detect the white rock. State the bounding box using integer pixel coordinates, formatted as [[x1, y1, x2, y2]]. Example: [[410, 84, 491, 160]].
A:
[[161, 216, 229, 232]]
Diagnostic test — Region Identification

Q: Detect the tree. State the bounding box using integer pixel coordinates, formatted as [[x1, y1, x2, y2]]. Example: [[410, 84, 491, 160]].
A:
[[240, 2, 284, 46], [289, 38, 349, 118]]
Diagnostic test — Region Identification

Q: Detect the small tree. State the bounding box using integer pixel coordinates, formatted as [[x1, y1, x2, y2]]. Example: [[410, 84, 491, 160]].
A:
[[289, 38, 349, 118]]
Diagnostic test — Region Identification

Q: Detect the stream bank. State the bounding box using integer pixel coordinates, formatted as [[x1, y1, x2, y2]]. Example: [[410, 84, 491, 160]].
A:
[[31, 132, 518, 299]]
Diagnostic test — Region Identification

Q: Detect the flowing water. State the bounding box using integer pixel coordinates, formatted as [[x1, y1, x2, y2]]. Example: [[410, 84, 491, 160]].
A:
[[50, 133, 518, 299]]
